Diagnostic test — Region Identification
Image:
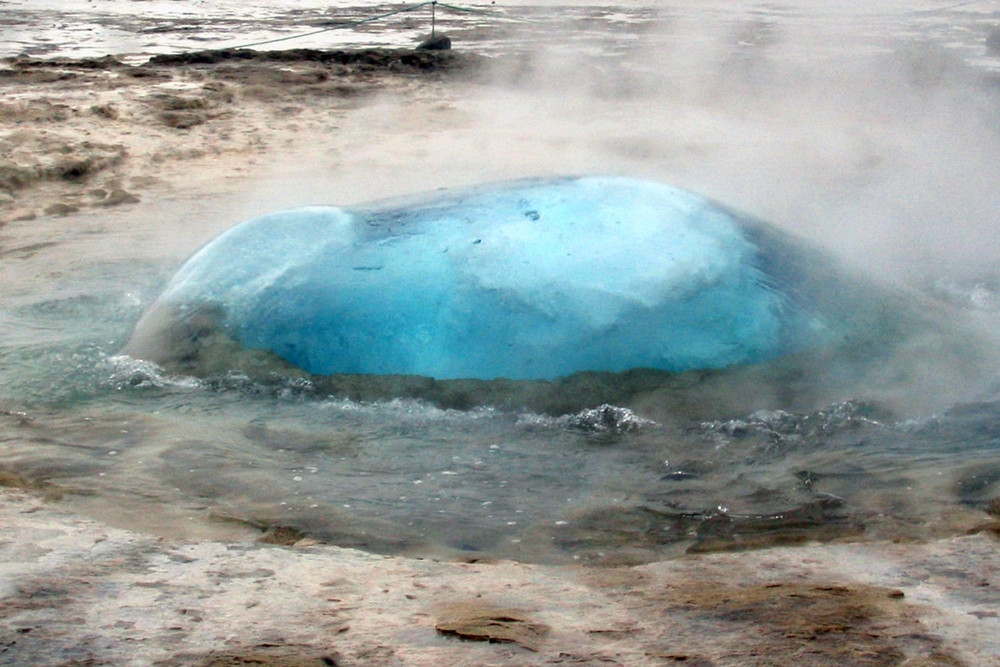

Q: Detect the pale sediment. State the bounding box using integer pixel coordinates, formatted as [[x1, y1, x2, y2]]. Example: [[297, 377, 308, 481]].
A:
[[1, 489, 998, 666]]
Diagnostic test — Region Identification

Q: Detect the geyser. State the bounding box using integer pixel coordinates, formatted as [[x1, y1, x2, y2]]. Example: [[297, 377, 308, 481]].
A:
[[126, 176, 844, 381]]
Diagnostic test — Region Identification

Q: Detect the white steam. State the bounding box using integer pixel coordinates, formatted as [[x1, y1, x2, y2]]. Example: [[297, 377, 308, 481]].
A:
[[241, 1, 1000, 291]]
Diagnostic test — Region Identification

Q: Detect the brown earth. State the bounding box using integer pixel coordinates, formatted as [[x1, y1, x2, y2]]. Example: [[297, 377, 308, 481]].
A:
[[0, 48, 483, 226]]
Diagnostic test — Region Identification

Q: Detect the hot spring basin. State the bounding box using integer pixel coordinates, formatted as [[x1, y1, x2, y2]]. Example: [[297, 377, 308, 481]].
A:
[[126, 176, 838, 381]]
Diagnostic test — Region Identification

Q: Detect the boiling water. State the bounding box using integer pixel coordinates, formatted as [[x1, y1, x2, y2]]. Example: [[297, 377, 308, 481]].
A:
[[3, 0, 1000, 564]]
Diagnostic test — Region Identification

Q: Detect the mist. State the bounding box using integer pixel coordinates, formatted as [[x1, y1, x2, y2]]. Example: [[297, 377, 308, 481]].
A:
[[497, 12, 1000, 286], [205, 1, 1000, 412], [240, 2, 1000, 289]]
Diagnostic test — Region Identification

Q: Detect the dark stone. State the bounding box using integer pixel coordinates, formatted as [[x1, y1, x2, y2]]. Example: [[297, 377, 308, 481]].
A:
[[258, 526, 307, 546], [417, 35, 452, 51], [987, 29, 1000, 56], [989, 497, 1000, 517], [145, 47, 478, 74], [159, 111, 206, 129], [44, 202, 79, 216]]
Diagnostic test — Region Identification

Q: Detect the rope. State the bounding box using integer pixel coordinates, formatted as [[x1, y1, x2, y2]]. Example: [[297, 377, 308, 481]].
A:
[[435, 3, 503, 16], [222, 1, 507, 51], [915, 0, 1000, 15]]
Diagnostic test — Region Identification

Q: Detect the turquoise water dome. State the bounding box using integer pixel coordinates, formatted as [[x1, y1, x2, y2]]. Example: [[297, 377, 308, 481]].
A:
[[126, 176, 830, 380]]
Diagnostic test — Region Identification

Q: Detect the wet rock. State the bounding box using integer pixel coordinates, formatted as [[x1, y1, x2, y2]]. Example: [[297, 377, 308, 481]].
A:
[[565, 404, 655, 434], [90, 103, 119, 120], [436, 602, 549, 651], [546, 505, 692, 557], [6, 55, 123, 71], [987, 28, 1000, 56], [201, 506, 409, 555], [49, 143, 126, 182], [160, 110, 208, 129], [0, 67, 79, 84], [147, 86, 233, 129], [145, 47, 483, 75], [124, 66, 172, 80], [258, 526, 308, 546], [201, 81, 235, 102], [0, 466, 32, 489], [418, 35, 452, 51], [954, 462, 1000, 508], [0, 462, 97, 501], [0, 162, 37, 191], [660, 470, 700, 481], [0, 99, 72, 123], [94, 186, 140, 207], [44, 202, 79, 216], [688, 496, 864, 554], [194, 645, 341, 666], [148, 93, 211, 111], [988, 497, 1000, 517], [52, 156, 100, 181], [540, 496, 864, 562]]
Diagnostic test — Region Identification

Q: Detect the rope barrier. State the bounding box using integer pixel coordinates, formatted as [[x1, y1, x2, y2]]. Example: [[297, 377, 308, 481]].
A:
[[916, 0, 1000, 15], [222, 1, 509, 51], [435, 2, 504, 16]]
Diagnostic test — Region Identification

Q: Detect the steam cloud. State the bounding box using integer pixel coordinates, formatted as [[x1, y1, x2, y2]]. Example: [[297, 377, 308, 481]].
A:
[[245, 3, 1000, 286], [223, 1, 1000, 411]]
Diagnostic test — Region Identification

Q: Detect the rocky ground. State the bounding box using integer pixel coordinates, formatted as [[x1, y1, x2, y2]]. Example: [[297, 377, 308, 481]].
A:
[[2, 488, 1000, 666], [0, 48, 482, 226]]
